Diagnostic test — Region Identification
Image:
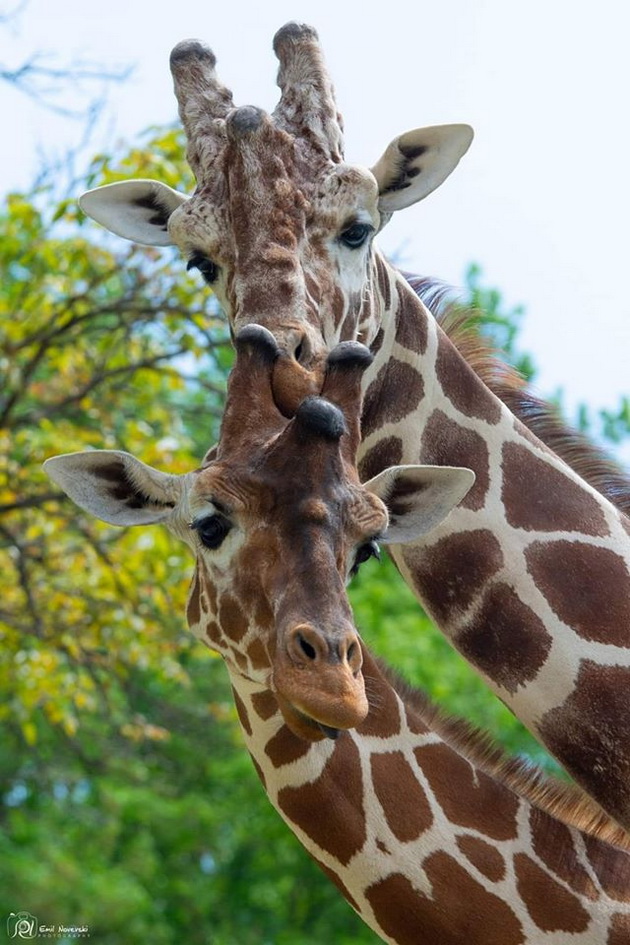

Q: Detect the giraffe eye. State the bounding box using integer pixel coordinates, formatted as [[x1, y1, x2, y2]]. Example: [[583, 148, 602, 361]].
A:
[[190, 514, 231, 549], [339, 222, 372, 249], [187, 251, 220, 285], [350, 539, 381, 576]]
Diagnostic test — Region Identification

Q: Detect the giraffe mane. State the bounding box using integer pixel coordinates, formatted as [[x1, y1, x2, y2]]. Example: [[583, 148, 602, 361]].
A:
[[375, 657, 630, 851], [406, 274, 630, 519]]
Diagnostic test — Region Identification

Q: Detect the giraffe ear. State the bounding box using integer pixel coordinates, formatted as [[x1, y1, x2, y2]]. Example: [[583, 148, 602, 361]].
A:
[[43, 450, 184, 526], [364, 464, 475, 543], [371, 124, 473, 215], [78, 180, 188, 246]]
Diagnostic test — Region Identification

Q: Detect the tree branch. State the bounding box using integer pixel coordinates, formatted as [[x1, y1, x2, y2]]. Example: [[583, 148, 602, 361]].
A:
[[0, 492, 65, 516], [1, 53, 131, 119]]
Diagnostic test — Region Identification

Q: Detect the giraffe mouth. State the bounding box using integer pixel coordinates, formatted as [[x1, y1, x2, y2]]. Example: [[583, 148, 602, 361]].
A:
[[275, 692, 344, 742], [298, 709, 342, 741]]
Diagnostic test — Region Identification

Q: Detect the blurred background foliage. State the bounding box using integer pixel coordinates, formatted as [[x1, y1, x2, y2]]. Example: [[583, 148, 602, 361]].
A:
[[1, 125, 629, 944]]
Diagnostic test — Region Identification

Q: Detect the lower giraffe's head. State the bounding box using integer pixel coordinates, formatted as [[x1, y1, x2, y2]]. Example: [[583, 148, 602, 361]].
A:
[[44, 326, 474, 741]]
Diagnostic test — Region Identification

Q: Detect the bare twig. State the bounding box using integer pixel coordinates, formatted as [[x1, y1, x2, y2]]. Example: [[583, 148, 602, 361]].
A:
[[1, 53, 132, 119]]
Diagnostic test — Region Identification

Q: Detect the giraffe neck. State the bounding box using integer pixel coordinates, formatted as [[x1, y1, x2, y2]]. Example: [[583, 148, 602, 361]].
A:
[[358, 255, 630, 829], [227, 647, 630, 945]]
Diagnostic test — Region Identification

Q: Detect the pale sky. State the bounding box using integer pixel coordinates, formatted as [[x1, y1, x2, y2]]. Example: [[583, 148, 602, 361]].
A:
[[3, 0, 629, 460]]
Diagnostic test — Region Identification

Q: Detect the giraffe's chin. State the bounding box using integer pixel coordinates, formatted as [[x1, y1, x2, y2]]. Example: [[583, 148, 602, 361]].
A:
[[275, 692, 342, 742]]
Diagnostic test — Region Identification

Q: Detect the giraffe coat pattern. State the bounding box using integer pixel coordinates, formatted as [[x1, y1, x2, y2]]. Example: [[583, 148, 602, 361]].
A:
[[45, 329, 630, 944], [76, 23, 630, 830]]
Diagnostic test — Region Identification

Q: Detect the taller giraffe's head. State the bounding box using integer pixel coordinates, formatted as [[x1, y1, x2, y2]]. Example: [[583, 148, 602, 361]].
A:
[[79, 23, 472, 411], [44, 327, 473, 742]]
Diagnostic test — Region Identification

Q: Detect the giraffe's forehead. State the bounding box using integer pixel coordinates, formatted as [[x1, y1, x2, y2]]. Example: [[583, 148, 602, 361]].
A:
[[168, 147, 380, 258], [190, 459, 387, 537], [190, 463, 266, 516]]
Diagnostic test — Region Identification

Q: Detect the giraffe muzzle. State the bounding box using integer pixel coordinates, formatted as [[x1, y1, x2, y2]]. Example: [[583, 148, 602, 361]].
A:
[[273, 624, 369, 740]]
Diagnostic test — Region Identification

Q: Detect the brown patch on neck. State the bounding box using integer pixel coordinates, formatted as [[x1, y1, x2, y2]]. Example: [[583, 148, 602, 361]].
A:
[[502, 442, 610, 535], [402, 529, 504, 625], [435, 330, 502, 424], [525, 540, 630, 645], [419, 410, 490, 510], [265, 724, 312, 767], [251, 690, 279, 721], [370, 750, 433, 841], [357, 652, 404, 738], [414, 741, 519, 841], [514, 853, 590, 933], [456, 582, 553, 694], [276, 736, 366, 865], [585, 832, 630, 901], [365, 856, 523, 945], [456, 836, 506, 882], [361, 358, 425, 438], [394, 281, 427, 354], [528, 807, 599, 900], [186, 566, 202, 627], [357, 435, 404, 481], [312, 857, 362, 914], [375, 254, 391, 311], [539, 661, 630, 831], [232, 688, 253, 736], [503, 388, 630, 519], [609, 914, 630, 945]]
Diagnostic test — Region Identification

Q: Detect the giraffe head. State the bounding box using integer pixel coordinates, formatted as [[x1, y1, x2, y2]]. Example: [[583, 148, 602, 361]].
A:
[[78, 23, 472, 413], [44, 326, 474, 741]]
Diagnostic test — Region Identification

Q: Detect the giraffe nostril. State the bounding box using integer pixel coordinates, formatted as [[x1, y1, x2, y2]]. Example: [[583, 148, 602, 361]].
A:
[[297, 632, 317, 660]]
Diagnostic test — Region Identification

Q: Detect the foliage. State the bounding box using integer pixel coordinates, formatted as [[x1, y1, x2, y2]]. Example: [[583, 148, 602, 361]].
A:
[[464, 262, 536, 381], [577, 396, 630, 444]]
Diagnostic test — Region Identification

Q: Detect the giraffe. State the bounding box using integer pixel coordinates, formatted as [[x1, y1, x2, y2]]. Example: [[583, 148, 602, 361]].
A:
[[75, 23, 630, 828], [44, 327, 630, 945]]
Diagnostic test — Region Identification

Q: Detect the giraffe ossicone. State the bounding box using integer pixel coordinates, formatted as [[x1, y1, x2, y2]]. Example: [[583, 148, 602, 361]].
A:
[[75, 23, 630, 830], [45, 328, 630, 944]]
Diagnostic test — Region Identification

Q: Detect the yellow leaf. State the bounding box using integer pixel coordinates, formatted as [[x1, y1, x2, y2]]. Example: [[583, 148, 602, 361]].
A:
[[22, 721, 37, 745]]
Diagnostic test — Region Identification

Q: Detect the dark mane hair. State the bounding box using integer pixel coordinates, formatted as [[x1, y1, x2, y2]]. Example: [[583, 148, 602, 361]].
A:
[[406, 274, 630, 518]]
